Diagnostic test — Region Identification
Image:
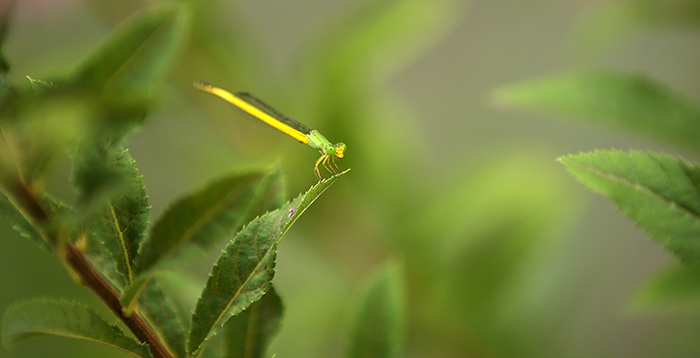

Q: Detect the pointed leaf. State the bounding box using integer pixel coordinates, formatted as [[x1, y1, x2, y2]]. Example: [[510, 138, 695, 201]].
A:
[[188, 169, 348, 356], [72, 6, 187, 93], [347, 260, 406, 358], [76, 148, 150, 285], [1, 299, 150, 357], [632, 263, 700, 314], [559, 150, 700, 263], [134, 168, 282, 276], [223, 286, 283, 358], [494, 72, 700, 152], [138, 279, 187, 358]]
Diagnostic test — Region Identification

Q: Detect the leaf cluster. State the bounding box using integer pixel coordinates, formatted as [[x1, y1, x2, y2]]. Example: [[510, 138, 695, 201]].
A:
[[0, 4, 356, 358], [494, 0, 700, 315]]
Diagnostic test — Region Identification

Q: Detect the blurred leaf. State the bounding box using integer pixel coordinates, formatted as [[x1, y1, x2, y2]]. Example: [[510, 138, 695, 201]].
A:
[[633, 263, 700, 314], [134, 167, 284, 277], [399, 152, 578, 357], [72, 6, 187, 94], [560, 150, 700, 263], [347, 260, 406, 358], [1, 90, 91, 183], [1, 299, 150, 358], [154, 271, 203, 325], [0, 191, 73, 252], [187, 169, 348, 356], [0, 193, 51, 252], [306, 0, 460, 84], [574, 0, 700, 52], [222, 286, 283, 358], [71, 149, 129, 213], [294, 0, 459, 201], [494, 71, 700, 152], [120, 275, 151, 316], [75, 148, 149, 285], [0, 0, 16, 76], [138, 279, 187, 358]]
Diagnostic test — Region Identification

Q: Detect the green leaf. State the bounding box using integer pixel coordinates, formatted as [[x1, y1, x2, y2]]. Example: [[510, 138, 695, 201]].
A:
[[0, 192, 73, 252], [0, 194, 51, 252], [347, 259, 406, 358], [306, 0, 461, 82], [122, 168, 284, 311], [222, 286, 283, 358], [632, 263, 700, 314], [494, 71, 700, 152], [138, 279, 187, 358], [0, 0, 16, 76], [559, 150, 700, 263], [72, 6, 187, 94], [76, 148, 150, 285], [574, 0, 700, 52], [134, 168, 283, 277], [152, 271, 203, 325], [187, 169, 348, 357], [1, 299, 150, 358]]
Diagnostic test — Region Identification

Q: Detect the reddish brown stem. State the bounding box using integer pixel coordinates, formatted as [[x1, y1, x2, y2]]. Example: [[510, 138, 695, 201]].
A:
[[65, 244, 173, 358], [9, 182, 174, 358]]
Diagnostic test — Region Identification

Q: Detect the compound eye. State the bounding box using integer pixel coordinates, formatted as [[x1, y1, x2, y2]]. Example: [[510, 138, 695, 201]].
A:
[[326, 146, 337, 156], [335, 143, 346, 158]]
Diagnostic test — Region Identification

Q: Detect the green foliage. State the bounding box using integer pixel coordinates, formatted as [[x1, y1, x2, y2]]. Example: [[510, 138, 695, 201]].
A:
[[72, 6, 187, 94], [0, 4, 353, 358], [187, 170, 348, 357], [120, 168, 286, 312], [138, 280, 187, 358], [573, 0, 700, 51], [134, 168, 284, 277], [560, 150, 700, 263], [0, 194, 52, 252], [73, 148, 150, 290], [222, 287, 283, 358], [633, 263, 700, 314], [495, 0, 700, 344], [494, 71, 700, 152], [347, 260, 406, 358], [1, 299, 151, 358]]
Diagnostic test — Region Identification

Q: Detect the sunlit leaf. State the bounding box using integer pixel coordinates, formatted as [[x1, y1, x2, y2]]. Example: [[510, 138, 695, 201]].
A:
[[223, 287, 283, 358], [347, 260, 406, 358], [560, 150, 700, 263], [187, 169, 348, 357], [1, 299, 150, 358], [494, 71, 700, 152]]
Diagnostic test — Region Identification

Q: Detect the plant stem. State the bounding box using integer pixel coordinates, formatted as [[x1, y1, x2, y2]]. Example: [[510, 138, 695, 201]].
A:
[[65, 243, 174, 358], [9, 181, 174, 358]]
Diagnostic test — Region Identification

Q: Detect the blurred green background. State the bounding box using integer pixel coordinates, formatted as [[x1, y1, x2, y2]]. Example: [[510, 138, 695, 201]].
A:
[[2, 0, 700, 357]]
